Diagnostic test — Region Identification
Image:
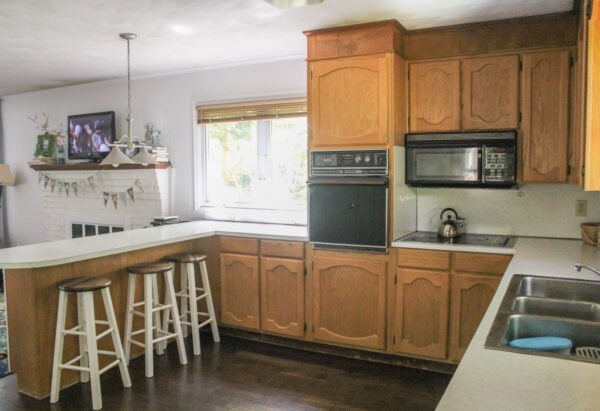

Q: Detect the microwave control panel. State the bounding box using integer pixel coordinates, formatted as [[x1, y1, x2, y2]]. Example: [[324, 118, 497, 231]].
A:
[[483, 146, 515, 183]]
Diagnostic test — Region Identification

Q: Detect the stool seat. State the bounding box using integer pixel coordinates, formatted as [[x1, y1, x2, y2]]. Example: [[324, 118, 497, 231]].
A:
[[58, 277, 111, 292], [166, 253, 207, 264], [127, 262, 174, 275]]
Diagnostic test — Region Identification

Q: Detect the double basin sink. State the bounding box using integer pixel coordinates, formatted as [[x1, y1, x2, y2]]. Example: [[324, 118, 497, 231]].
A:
[[485, 274, 600, 363]]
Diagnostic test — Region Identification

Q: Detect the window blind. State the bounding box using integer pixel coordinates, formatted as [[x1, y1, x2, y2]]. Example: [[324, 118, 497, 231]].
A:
[[197, 98, 307, 124]]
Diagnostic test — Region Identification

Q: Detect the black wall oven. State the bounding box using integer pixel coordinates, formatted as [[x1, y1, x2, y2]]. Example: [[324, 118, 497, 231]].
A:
[[308, 150, 388, 252]]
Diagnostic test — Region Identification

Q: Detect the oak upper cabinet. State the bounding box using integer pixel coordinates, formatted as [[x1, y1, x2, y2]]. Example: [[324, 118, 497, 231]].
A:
[[409, 60, 460, 132], [408, 55, 519, 132], [462, 55, 520, 130], [259, 240, 305, 338], [312, 251, 387, 350], [305, 20, 406, 148], [219, 236, 260, 330], [309, 55, 390, 147], [449, 252, 512, 362], [521, 50, 570, 182], [394, 249, 451, 359]]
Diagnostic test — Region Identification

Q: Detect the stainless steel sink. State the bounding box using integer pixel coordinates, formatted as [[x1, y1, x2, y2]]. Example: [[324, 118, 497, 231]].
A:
[[512, 297, 600, 322], [486, 274, 600, 364], [517, 276, 600, 303]]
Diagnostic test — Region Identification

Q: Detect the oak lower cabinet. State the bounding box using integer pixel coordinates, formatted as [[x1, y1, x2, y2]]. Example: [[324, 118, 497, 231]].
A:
[[394, 248, 512, 363], [259, 240, 305, 338], [312, 251, 387, 350], [394, 249, 451, 359], [219, 236, 306, 337], [219, 237, 260, 330]]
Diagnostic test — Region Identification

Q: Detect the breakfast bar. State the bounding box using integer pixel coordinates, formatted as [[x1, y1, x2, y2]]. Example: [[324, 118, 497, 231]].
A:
[[0, 221, 306, 399]]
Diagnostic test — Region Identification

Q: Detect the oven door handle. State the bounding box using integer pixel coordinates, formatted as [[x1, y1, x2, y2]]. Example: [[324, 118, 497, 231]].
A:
[[307, 177, 388, 186]]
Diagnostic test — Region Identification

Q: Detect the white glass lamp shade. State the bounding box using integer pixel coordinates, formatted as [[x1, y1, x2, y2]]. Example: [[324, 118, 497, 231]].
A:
[[100, 146, 134, 167], [132, 148, 157, 166]]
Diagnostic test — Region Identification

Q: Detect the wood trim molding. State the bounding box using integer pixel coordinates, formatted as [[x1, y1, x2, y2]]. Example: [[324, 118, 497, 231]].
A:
[[404, 12, 578, 60]]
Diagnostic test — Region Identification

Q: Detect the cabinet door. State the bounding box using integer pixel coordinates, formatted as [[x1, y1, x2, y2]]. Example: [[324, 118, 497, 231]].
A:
[[449, 273, 500, 362], [409, 60, 460, 132], [462, 55, 520, 130], [260, 257, 305, 338], [521, 51, 570, 182], [313, 254, 387, 350], [220, 253, 260, 330], [394, 268, 449, 359], [309, 55, 390, 147]]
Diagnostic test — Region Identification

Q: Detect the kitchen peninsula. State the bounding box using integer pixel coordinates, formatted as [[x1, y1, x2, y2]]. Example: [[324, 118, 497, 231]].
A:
[[1, 221, 306, 399]]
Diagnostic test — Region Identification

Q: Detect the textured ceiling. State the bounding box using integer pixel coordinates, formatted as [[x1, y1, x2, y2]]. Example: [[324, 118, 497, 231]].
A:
[[0, 0, 574, 97]]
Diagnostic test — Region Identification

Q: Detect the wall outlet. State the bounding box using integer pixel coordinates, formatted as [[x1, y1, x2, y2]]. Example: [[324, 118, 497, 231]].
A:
[[576, 200, 588, 217]]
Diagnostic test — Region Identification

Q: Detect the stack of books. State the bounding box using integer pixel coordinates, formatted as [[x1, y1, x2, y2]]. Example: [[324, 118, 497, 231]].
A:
[[151, 146, 169, 163], [28, 156, 56, 166]]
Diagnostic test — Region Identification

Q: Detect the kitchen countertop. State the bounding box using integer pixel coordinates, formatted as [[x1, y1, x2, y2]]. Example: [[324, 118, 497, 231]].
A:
[[5, 223, 600, 409], [0, 220, 308, 269], [436, 237, 600, 410]]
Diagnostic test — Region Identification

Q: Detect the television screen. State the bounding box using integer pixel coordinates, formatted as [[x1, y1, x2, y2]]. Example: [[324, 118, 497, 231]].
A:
[[68, 111, 116, 161]]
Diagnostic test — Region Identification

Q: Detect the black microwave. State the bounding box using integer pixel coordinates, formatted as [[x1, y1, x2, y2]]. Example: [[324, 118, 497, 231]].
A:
[[405, 131, 517, 188]]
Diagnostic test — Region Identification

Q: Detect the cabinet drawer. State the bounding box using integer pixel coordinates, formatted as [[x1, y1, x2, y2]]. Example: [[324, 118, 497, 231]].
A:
[[453, 252, 512, 275], [260, 240, 304, 259], [219, 236, 258, 255], [397, 248, 451, 270]]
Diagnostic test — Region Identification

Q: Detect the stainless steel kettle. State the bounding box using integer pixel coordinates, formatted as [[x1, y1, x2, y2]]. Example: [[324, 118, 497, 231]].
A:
[[438, 208, 465, 238]]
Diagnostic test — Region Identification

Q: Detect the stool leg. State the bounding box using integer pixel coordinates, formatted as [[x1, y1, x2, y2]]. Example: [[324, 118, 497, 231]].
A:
[[186, 262, 201, 355], [82, 292, 102, 411], [164, 269, 188, 365], [180, 264, 189, 337], [123, 274, 136, 364], [144, 275, 155, 378], [199, 260, 220, 343], [77, 292, 90, 383], [153, 275, 165, 356], [101, 288, 132, 388], [50, 291, 68, 404]]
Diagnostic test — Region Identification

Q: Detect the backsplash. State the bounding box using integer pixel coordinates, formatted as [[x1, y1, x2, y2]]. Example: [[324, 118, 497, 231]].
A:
[[415, 183, 600, 239]]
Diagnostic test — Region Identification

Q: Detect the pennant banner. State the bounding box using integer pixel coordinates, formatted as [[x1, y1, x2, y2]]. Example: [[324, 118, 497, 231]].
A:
[[38, 171, 146, 209]]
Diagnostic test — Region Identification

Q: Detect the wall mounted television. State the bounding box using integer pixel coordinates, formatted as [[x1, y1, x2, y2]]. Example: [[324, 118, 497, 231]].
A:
[[68, 111, 116, 162]]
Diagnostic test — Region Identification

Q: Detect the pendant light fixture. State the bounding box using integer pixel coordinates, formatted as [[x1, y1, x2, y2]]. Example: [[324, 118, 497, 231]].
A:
[[101, 33, 156, 167]]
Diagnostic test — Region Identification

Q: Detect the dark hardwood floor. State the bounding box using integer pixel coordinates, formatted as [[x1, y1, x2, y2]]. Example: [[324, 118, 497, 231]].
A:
[[0, 336, 451, 410]]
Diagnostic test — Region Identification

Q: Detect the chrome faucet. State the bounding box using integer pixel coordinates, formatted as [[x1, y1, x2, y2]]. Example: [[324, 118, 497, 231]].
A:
[[574, 262, 600, 276]]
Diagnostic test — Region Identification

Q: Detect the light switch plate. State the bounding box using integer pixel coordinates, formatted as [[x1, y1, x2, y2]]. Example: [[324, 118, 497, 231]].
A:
[[576, 200, 588, 217]]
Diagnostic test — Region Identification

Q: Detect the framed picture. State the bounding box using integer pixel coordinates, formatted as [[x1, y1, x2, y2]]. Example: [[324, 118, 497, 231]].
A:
[[34, 133, 55, 157]]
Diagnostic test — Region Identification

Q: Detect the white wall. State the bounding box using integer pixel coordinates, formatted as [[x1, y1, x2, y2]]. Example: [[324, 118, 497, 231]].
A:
[[1, 59, 307, 246]]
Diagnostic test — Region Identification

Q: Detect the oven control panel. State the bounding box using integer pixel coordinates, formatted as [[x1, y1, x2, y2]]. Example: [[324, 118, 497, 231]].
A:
[[310, 150, 388, 176]]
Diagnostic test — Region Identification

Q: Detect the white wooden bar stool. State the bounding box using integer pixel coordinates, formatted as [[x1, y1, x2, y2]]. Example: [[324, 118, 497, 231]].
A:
[[50, 277, 131, 411], [164, 253, 220, 355], [123, 261, 187, 378]]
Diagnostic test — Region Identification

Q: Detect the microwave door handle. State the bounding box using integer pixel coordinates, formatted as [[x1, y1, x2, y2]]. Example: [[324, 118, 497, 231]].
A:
[[480, 146, 485, 183]]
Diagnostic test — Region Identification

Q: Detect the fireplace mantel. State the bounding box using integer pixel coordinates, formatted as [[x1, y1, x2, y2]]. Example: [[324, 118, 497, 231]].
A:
[[29, 162, 171, 171]]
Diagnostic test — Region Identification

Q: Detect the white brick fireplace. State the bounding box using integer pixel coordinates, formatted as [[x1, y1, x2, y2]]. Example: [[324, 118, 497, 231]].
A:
[[32, 165, 171, 241]]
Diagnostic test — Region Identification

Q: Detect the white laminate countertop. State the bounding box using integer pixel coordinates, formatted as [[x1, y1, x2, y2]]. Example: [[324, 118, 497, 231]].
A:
[[0, 220, 308, 269], [437, 237, 600, 411]]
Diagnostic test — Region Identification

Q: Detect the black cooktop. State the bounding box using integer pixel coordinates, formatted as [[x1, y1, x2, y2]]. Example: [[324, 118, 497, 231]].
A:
[[399, 231, 517, 248]]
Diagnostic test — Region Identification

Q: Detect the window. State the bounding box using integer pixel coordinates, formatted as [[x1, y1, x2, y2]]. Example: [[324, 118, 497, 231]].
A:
[[196, 98, 307, 225]]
